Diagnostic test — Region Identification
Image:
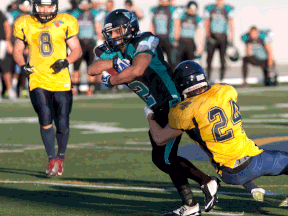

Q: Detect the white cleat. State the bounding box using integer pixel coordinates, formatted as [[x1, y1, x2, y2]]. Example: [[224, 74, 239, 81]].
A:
[[164, 203, 201, 216]]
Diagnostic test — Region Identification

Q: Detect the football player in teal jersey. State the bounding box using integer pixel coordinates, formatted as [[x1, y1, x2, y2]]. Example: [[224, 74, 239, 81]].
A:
[[204, 0, 234, 82], [88, 9, 220, 215]]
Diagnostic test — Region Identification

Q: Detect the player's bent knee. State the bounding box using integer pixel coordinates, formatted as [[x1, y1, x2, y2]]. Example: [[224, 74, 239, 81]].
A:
[[42, 124, 53, 129]]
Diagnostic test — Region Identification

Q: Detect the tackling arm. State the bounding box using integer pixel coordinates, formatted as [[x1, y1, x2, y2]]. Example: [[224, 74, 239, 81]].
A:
[[109, 53, 153, 85], [147, 113, 183, 146]]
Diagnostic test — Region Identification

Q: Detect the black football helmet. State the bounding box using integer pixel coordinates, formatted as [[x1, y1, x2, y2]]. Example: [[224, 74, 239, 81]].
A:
[[102, 9, 139, 52], [173, 60, 209, 97], [32, 0, 58, 23]]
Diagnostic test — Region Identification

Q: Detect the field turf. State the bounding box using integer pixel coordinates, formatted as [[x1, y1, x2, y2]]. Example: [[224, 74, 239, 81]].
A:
[[1, 85, 288, 215]]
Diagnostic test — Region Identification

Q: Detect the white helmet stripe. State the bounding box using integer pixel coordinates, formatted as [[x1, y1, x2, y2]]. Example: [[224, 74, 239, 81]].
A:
[[182, 82, 208, 95]]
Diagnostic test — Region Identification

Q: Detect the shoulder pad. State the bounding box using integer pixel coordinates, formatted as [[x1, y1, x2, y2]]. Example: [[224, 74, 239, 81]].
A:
[[241, 33, 249, 43], [150, 6, 156, 13], [224, 4, 234, 12], [91, 9, 99, 17], [205, 4, 216, 12], [12, 10, 20, 18], [71, 9, 81, 18], [196, 15, 202, 23], [133, 32, 159, 54]]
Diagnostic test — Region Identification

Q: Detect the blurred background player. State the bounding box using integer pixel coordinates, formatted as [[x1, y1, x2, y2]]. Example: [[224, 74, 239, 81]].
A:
[[6, 0, 32, 98], [13, 0, 82, 176], [124, 0, 143, 20], [204, 0, 234, 83], [0, 8, 15, 100], [150, 0, 177, 66], [173, 1, 203, 67], [6, 1, 19, 13], [61, 0, 79, 14], [71, 0, 100, 95], [95, 0, 114, 47], [241, 26, 277, 87]]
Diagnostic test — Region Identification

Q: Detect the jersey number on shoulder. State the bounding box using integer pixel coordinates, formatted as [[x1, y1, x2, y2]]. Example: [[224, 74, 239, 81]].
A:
[[128, 81, 156, 107], [39, 32, 54, 57], [208, 100, 243, 142]]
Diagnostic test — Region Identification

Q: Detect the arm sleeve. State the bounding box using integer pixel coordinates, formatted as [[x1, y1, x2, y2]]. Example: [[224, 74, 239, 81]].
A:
[[134, 36, 159, 57], [95, 10, 106, 23], [203, 8, 211, 19], [13, 17, 26, 41], [228, 9, 235, 19], [66, 15, 79, 39], [228, 85, 238, 102]]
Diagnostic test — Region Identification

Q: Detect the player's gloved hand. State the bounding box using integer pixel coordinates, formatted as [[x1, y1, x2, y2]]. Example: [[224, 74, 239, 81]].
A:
[[50, 59, 69, 74], [21, 64, 34, 76], [112, 55, 131, 73], [101, 71, 114, 88], [144, 105, 154, 119]]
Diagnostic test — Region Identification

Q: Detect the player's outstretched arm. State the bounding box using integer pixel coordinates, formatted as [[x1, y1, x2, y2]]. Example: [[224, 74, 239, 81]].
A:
[[145, 106, 183, 146], [109, 53, 153, 85]]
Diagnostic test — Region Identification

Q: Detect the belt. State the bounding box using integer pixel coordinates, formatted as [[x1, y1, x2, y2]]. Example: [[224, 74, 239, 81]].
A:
[[222, 156, 254, 174]]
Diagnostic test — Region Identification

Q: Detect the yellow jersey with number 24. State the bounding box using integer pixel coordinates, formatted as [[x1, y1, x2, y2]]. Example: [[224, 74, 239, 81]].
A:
[[169, 84, 263, 170], [13, 13, 79, 91]]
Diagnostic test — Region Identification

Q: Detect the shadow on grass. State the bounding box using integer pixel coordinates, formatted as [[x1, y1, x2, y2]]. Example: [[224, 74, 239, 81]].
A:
[[0, 183, 286, 216], [0, 167, 47, 179]]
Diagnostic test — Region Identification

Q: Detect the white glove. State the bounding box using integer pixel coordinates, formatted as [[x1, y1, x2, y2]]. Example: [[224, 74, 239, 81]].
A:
[[144, 105, 154, 119], [112, 55, 131, 73]]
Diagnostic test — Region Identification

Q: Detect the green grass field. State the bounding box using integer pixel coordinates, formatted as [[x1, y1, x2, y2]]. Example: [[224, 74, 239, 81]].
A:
[[1, 85, 288, 215]]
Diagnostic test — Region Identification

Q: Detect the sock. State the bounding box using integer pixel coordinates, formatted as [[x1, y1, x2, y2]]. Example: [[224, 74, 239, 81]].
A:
[[243, 181, 258, 193], [56, 129, 69, 159], [89, 82, 95, 91], [177, 156, 211, 185], [178, 184, 197, 207], [40, 127, 56, 160], [12, 78, 18, 91]]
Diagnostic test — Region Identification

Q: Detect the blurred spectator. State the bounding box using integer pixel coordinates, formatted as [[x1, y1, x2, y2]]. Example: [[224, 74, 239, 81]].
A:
[[95, 0, 114, 47], [71, 0, 100, 95], [64, 0, 79, 13], [173, 1, 203, 66], [6, 0, 31, 98], [241, 26, 277, 86], [150, 0, 178, 66], [0, 9, 16, 100], [204, 0, 234, 82], [6, 1, 19, 13], [91, 0, 101, 10], [124, 0, 144, 20]]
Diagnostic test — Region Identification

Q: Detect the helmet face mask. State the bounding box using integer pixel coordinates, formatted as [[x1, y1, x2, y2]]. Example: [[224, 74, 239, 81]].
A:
[[102, 9, 139, 52], [32, 0, 58, 23]]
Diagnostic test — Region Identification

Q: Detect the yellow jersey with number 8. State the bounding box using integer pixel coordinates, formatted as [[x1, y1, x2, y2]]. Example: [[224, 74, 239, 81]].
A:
[[13, 13, 79, 91], [169, 84, 263, 170]]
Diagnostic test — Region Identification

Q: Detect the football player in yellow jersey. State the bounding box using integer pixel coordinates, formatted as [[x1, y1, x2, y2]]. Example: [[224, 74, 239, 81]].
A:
[[146, 60, 288, 209], [13, 0, 82, 177]]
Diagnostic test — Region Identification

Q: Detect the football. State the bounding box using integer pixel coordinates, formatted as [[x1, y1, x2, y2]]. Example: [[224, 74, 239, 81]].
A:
[[106, 68, 118, 76]]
